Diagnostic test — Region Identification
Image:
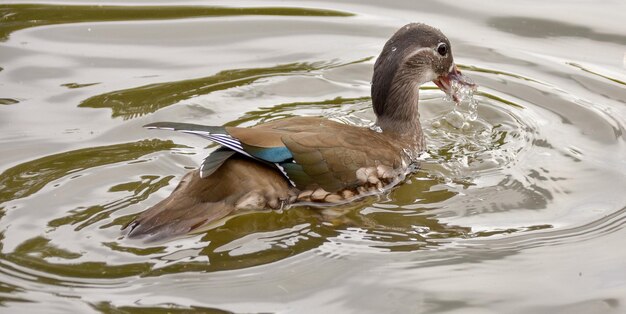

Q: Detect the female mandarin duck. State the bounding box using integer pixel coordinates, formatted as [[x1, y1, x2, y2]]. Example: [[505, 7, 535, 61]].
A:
[[125, 23, 475, 240]]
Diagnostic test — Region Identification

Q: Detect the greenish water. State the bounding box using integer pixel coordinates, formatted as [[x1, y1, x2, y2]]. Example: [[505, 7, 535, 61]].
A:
[[1, 1, 625, 313]]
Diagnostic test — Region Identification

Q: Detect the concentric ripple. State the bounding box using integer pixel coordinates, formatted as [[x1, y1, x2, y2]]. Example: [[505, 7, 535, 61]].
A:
[[0, 1, 625, 312]]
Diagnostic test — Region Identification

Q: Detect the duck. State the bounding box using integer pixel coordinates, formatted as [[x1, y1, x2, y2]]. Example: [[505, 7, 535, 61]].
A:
[[124, 23, 475, 241]]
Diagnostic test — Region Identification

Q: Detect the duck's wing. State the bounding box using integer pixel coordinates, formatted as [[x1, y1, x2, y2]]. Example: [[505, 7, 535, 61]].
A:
[[145, 122, 291, 177], [145, 118, 404, 192]]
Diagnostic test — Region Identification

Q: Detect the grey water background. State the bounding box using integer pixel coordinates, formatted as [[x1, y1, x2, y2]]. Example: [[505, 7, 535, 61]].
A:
[[0, 0, 625, 313]]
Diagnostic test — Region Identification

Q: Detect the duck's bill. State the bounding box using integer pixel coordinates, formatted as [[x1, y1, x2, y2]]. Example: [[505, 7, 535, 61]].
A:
[[433, 65, 477, 103]]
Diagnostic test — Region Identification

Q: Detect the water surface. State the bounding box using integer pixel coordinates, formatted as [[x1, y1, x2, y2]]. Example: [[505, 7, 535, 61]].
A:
[[1, 1, 625, 313]]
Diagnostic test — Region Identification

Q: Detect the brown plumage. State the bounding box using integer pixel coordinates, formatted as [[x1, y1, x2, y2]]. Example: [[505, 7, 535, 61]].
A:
[[124, 23, 476, 241], [254, 117, 406, 191], [125, 157, 293, 241]]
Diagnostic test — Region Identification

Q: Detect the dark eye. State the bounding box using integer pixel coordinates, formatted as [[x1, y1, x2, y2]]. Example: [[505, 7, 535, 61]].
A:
[[436, 43, 448, 56]]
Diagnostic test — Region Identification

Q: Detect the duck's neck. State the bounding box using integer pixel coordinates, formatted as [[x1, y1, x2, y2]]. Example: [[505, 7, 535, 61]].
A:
[[374, 76, 424, 150]]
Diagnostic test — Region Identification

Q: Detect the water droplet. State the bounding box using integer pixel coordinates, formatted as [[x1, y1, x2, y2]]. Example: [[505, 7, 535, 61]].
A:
[[443, 109, 465, 129], [369, 124, 383, 133], [468, 98, 479, 121], [440, 77, 480, 127], [391, 46, 397, 52]]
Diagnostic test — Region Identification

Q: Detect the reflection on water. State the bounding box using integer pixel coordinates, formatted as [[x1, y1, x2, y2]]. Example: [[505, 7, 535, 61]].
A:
[[0, 98, 18, 105], [0, 140, 179, 204], [80, 60, 367, 119], [488, 16, 626, 45], [49, 175, 175, 231], [94, 302, 234, 313], [61, 82, 100, 89], [0, 0, 625, 313], [0, 4, 352, 41]]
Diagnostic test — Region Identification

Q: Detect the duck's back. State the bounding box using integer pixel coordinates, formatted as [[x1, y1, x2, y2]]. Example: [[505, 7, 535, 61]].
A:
[[245, 117, 407, 191]]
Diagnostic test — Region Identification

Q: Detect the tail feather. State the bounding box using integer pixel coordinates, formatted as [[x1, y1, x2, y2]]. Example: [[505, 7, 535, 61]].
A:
[[144, 122, 227, 134], [124, 157, 293, 241], [126, 200, 234, 242]]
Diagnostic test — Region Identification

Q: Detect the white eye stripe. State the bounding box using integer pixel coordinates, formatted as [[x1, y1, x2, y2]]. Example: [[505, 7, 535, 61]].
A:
[[404, 47, 435, 60], [405, 45, 450, 60]]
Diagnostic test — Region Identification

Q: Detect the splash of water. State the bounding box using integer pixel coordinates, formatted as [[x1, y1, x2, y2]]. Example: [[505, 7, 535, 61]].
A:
[[427, 75, 502, 180], [369, 124, 383, 133], [442, 77, 479, 128]]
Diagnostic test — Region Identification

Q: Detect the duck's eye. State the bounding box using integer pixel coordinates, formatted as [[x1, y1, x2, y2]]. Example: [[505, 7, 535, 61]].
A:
[[436, 43, 448, 56]]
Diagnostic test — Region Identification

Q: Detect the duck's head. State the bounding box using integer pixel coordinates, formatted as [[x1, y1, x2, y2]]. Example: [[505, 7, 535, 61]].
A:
[[372, 23, 475, 121]]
